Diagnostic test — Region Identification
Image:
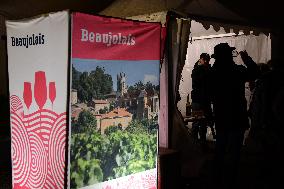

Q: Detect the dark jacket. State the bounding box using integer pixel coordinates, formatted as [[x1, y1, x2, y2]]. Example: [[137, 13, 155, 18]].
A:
[[210, 57, 258, 130], [250, 66, 284, 132], [191, 62, 211, 106]]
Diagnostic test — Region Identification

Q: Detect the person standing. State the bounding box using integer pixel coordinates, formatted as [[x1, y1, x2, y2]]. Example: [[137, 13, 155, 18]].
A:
[[210, 43, 258, 188], [191, 53, 215, 150], [248, 59, 284, 188]]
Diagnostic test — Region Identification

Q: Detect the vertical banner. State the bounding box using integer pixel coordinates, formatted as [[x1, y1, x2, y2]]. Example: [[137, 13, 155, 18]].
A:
[[70, 13, 161, 189], [6, 11, 69, 188]]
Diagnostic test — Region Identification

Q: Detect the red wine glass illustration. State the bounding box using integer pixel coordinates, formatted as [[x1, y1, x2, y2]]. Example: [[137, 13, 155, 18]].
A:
[[34, 71, 47, 126], [23, 82, 32, 125], [23, 82, 32, 111], [49, 82, 56, 110]]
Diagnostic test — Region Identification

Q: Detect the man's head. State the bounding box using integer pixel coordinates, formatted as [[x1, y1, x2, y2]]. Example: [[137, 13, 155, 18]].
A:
[[211, 43, 236, 60], [199, 53, 211, 65]]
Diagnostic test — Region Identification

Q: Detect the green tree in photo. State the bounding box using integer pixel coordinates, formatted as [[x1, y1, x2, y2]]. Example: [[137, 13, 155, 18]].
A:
[[145, 81, 154, 91], [104, 125, 122, 135], [70, 158, 103, 188], [112, 133, 157, 178], [78, 72, 93, 102], [72, 66, 113, 103], [134, 81, 145, 90], [89, 67, 113, 100], [74, 110, 97, 133], [70, 126, 158, 188], [72, 66, 81, 90], [99, 106, 109, 114], [109, 102, 115, 111]]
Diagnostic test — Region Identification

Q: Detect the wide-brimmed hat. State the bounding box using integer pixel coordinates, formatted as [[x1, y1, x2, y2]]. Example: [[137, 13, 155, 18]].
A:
[[211, 43, 236, 58]]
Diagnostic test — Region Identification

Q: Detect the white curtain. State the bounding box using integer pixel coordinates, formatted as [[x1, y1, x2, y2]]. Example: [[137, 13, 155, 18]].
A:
[[178, 33, 271, 116]]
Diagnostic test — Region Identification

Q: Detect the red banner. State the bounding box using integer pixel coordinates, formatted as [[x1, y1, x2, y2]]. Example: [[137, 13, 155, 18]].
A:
[[72, 13, 161, 60]]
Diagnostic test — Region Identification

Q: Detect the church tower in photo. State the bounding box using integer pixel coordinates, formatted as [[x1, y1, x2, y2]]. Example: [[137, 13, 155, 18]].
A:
[[116, 72, 127, 98]]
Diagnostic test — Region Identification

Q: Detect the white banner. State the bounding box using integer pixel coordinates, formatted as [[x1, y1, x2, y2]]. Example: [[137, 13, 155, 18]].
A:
[[6, 11, 69, 189]]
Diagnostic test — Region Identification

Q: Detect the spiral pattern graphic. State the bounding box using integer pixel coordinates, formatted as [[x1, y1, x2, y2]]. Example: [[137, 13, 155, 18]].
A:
[[27, 132, 48, 189], [10, 95, 23, 113], [11, 112, 31, 187], [49, 113, 66, 188], [10, 95, 66, 189], [10, 95, 24, 118]]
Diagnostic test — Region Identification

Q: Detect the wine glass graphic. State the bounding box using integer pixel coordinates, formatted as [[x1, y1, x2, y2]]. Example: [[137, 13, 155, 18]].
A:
[[23, 82, 32, 110], [34, 71, 47, 127], [23, 82, 32, 125], [49, 82, 56, 110]]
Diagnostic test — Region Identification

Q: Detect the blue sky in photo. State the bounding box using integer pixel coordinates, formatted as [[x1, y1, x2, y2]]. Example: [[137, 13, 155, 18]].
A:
[[72, 58, 160, 91]]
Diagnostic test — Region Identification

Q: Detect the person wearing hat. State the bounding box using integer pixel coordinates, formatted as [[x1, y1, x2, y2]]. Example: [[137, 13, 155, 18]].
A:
[[191, 53, 215, 150], [210, 43, 258, 188]]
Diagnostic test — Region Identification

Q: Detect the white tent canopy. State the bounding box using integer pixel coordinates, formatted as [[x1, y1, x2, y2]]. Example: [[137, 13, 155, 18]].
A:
[[178, 19, 271, 116], [189, 19, 270, 38]]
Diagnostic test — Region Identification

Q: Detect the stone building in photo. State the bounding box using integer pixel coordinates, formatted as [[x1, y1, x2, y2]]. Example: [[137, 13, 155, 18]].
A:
[[99, 108, 133, 134], [88, 99, 110, 114]]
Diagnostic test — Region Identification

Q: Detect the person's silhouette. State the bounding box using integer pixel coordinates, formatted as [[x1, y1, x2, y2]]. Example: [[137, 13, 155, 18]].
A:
[[210, 43, 258, 188], [248, 59, 284, 188], [191, 53, 215, 150]]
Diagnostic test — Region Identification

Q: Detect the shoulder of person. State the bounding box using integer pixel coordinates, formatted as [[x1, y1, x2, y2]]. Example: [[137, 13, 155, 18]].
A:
[[194, 61, 199, 68], [234, 64, 250, 74], [235, 64, 246, 70], [193, 64, 205, 72]]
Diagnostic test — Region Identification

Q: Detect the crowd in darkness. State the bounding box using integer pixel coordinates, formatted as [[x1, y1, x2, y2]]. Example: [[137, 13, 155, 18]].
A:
[[190, 43, 284, 188]]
